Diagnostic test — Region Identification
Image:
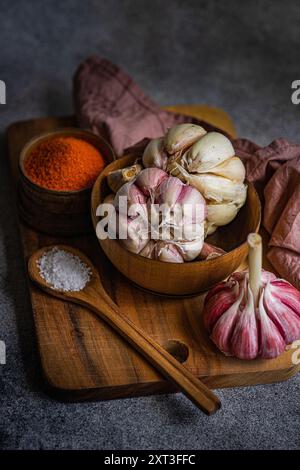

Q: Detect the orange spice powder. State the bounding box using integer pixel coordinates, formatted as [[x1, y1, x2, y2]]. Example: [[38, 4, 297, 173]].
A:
[[24, 136, 105, 191]]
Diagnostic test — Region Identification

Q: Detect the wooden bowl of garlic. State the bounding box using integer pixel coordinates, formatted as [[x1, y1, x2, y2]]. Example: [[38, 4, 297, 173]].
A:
[[91, 124, 261, 296]]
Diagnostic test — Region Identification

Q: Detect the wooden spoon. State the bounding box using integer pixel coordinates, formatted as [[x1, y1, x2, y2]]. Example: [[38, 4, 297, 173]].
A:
[[28, 245, 221, 415]]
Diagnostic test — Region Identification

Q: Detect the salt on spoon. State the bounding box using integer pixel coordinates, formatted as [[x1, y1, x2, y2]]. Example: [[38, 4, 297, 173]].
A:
[[37, 247, 91, 292], [29, 244, 221, 415]]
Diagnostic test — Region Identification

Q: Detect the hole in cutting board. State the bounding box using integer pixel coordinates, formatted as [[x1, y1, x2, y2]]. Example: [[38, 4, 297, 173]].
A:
[[163, 340, 189, 363]]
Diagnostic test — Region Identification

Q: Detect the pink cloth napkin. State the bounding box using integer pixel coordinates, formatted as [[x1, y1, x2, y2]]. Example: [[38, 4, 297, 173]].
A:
[[74, 56, 300, 290], [73, 56, 225, 156], [234, 138, 300, 289]]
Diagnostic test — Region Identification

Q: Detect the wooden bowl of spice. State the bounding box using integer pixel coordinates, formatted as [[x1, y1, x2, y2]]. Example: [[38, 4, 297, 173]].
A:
[[19, 128, 115, 236]]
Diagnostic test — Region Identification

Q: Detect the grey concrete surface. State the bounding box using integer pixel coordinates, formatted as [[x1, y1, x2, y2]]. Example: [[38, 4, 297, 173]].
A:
[[0, 0, 300, 450]]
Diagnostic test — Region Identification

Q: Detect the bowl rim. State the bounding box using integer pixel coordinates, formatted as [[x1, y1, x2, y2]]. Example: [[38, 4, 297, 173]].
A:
[[19, 127, 116, 196], [91, 155, 261, 268]]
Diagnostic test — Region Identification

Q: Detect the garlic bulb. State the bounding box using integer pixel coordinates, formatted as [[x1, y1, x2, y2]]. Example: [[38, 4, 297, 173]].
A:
[[204, 234, 300, 359], [164, 124, 207, 155], [107, 163, 142, 193], [142, 138, 168, 170], [164, 129, 247, 233]]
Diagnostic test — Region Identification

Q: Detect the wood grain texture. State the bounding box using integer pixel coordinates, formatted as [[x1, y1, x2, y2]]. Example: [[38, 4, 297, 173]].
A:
[[6, 106, 300, 401], [28, 245, 220, 415]]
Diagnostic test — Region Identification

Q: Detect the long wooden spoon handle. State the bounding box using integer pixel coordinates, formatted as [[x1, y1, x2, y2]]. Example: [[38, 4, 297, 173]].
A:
[[80, 292, 220, 415]]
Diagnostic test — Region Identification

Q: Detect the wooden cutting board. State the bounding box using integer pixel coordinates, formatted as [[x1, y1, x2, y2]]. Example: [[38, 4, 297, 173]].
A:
[[6, 106, 300, 401]]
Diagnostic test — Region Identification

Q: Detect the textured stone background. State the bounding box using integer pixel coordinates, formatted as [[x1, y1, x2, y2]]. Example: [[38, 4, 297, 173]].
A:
[[0, 0, 300, 450]]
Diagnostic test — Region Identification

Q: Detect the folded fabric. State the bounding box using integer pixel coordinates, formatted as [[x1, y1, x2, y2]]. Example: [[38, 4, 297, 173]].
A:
[[234, 138, 300, 289], [73, 56, 224, 156], [74, 56, 300, 290]]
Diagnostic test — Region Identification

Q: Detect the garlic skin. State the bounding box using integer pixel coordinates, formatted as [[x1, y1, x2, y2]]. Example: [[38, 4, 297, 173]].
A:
[[116, 212, 149, 254], [204, 271, 300, 360], [205, 199, 246, 235], [183, 132, 235, 173], [164, 124, 207, 155], [175, 235, 204, 261], [155, 241, 184, 263], [175, 167, 247, 204], [164, 128, 247, 233], [139, 239, 184, 263], [139, 240, 156, 259], [142, 138, 168, 170], [197, 242, 226, 260], [114, 181, 147, 219], [206, 157, 246, 183], [135, 167, 168, 200]]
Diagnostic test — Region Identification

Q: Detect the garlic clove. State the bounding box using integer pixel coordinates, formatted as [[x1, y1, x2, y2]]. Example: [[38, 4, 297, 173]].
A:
[[139, 240, 156, 259], [184, 132, 235, 173], [177, 185, 206, 224], [204, 281, 239, 332], [155, 241, 184, 263], [263, 281, 300, 344], [174, 164, 247, 204], [175, 235, 204, 262], [142, 137, 168, 170], [257, 291, 286, 359], [166, 152, 184, 177], [197, 242, 226, 261], [192, 174, 247, 204], [107, 163, 142, 193], [154, 176, 183, 207], [207, 157, 246, 183], [210, 288, 244, 356], [206, 201, 239, 228], [268, 279, 300, 315], [135, 168, 168, 200], [230, 285, 259, 360], [103, 193, 115, 204], [117, 213, 149, 254], [164, 124, 207, 155], [114, 182, 147, 218], [229, 270, 277, 286]]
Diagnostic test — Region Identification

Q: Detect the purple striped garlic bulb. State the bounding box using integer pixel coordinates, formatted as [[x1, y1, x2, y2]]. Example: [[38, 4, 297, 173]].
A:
[[204, 233, 300, 359], [113, 168, 206, 262]]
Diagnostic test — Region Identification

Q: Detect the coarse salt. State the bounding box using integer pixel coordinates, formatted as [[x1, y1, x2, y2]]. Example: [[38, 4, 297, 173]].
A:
[[37, 247, 91, 292]]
